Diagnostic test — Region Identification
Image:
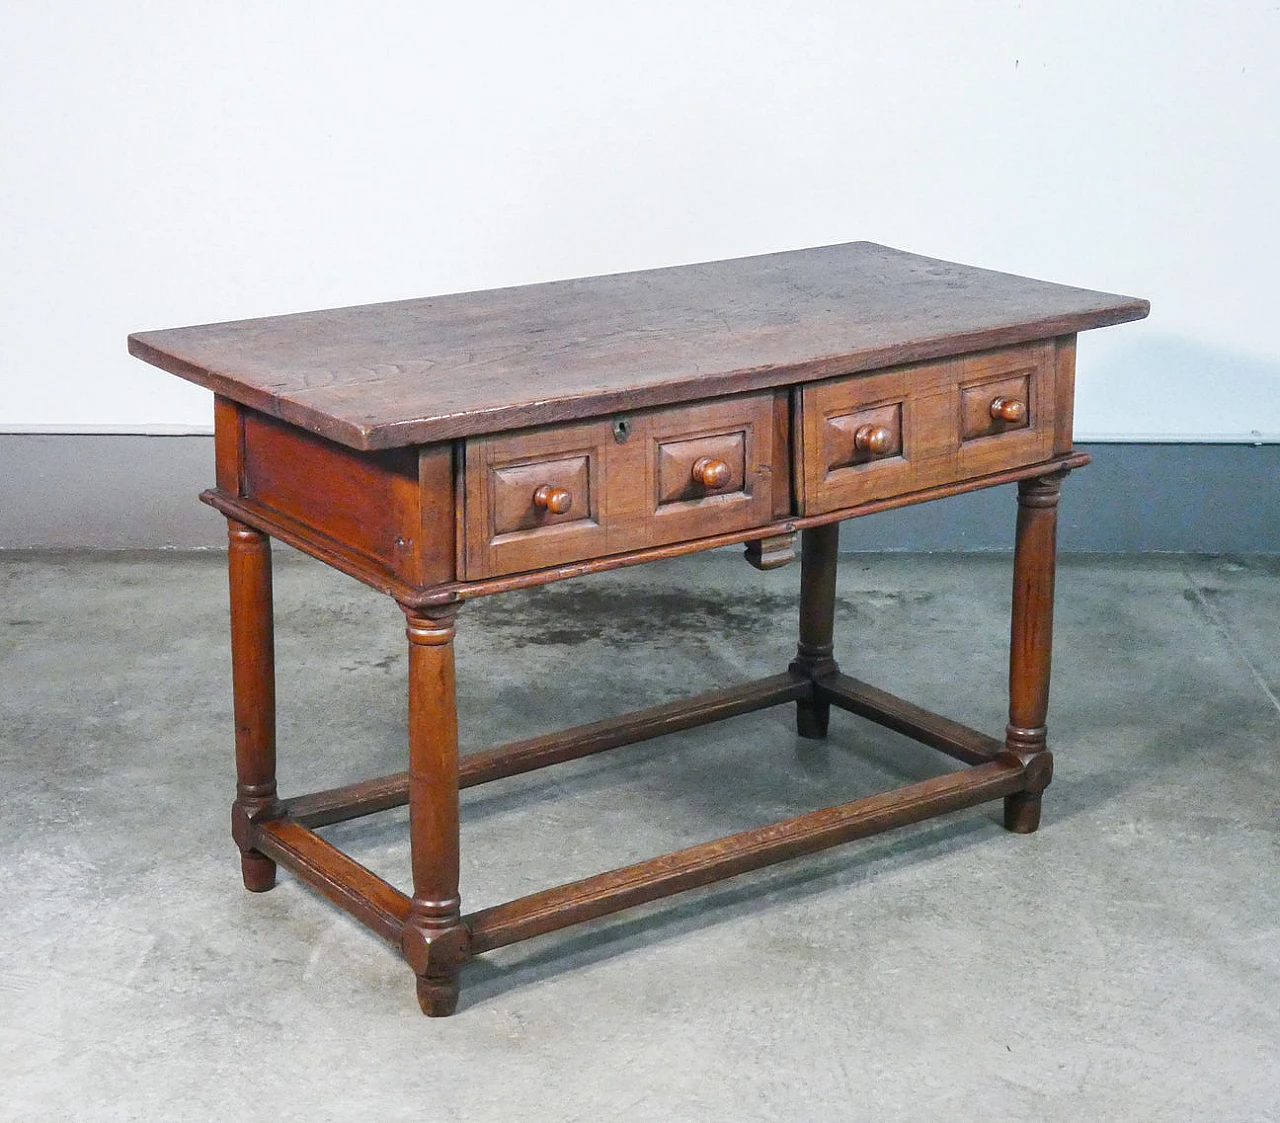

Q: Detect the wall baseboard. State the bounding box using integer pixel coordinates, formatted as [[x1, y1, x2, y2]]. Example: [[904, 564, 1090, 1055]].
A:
[[1, 434, 1276, 553]]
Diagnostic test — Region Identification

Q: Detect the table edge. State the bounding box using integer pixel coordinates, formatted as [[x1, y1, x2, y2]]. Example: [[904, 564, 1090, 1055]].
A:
[[131, 306, 1146, 451]]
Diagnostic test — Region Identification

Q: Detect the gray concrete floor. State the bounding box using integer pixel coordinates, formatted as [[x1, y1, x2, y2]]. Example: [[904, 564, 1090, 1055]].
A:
[[1, 549, 1277, 1121]]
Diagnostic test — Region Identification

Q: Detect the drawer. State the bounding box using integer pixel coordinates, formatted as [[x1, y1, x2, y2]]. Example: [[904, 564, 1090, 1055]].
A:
[[461, 417, 614, 578], [798, 342, 1057, 514], [953, 344, 1057, 476], [463, 391, 781, 578], [620, 396, 778, 550]]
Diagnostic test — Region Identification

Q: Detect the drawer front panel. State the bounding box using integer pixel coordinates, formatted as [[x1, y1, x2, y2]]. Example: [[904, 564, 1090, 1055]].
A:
[[799, 342, 1056, 515], [825, 401, 904, 470], [656, 432, 745, 505], [464, 391, 779, 578], [953, 344, 1055, 477], [491, 454, 592, 535], [800, 363, 952, 510], [630, 395, 776, 547], [463, 419, 613, 578], [960, 373, 1030, 442]]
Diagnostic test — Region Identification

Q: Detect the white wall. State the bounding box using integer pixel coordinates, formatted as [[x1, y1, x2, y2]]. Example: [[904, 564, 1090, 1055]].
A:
[[2, 1, 1277, 440]]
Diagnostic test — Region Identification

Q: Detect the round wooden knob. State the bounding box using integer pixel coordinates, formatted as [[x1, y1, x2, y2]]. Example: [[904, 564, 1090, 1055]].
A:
[[990, 397, 1026, 423], [854, 424, 892, 454], [692, 457, 731, 489], [532, 484, 572, 514]]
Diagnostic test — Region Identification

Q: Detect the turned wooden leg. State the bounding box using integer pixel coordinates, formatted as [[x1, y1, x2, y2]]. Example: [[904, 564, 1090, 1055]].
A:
[[399, 603, 470, 1017], [226, 520, 280, 891], [1003, 473, 1064, 833], [790, 522, 841, 739]]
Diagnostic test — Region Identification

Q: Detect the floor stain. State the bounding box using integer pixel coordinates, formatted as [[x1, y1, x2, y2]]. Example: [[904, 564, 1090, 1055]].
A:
[[463, 584, 930, 646], [466, 585, 797, 646]]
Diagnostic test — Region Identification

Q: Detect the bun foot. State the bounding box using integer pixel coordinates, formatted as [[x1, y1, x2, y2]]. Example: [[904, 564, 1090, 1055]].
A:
[[416, 975, 460, 1017], [1003, 792, 1042, 834], [240, 851, 277, 892]]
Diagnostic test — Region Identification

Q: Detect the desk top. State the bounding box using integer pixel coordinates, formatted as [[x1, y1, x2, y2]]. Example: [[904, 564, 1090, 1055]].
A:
[[129, 242, 1147, 451]]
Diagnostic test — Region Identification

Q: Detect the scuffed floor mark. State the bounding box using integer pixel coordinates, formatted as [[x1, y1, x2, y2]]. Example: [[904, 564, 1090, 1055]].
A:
[[1183, 577, 1280, 718], [462, 584, 910, 648]]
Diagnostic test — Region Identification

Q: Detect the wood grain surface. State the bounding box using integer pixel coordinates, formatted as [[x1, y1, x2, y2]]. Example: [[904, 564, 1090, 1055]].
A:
[[129, 242, 1147, 450]]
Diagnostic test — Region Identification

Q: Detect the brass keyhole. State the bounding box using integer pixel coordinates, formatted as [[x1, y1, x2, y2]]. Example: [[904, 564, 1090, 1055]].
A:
[[612, 416, 632, 443]]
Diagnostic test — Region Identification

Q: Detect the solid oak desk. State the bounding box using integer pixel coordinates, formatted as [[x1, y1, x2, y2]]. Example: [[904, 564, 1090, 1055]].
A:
[[129, 242, 1148, 1016]]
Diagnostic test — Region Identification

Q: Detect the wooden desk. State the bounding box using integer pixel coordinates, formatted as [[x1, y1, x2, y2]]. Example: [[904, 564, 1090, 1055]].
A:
[[129, 242, 1148, 1016]]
